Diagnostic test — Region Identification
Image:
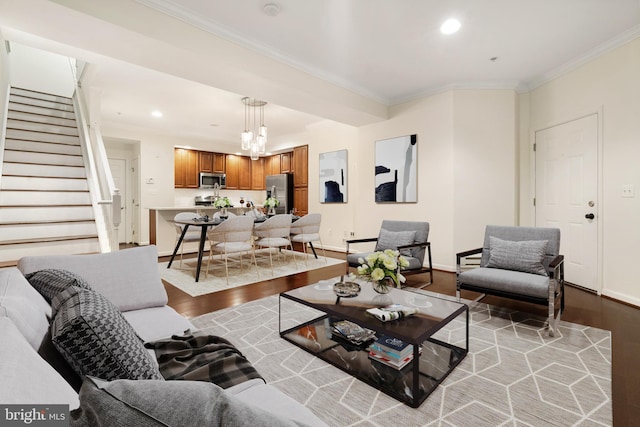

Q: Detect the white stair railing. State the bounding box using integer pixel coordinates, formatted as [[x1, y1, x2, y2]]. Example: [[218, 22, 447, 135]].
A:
[[73, 86, 119, 252]]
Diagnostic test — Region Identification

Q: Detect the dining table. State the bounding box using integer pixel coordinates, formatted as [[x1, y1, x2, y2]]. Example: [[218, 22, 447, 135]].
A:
[[167, 214, 298, 282]]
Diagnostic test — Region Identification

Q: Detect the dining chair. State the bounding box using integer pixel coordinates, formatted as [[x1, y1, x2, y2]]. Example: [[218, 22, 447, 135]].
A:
[[252, 214, 296, 275], [205, 216, 258, 285], [173, 212, 204, 268], [289, 213, 326, 264]]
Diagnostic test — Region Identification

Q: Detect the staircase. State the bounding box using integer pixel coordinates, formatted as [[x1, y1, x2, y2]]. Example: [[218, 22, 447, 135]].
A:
[[0, 87, 100, 264]]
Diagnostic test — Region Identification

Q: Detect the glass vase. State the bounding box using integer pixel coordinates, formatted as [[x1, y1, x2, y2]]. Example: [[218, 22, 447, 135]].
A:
[[267, 206, 276, 216], [372, 277, 393, 294]]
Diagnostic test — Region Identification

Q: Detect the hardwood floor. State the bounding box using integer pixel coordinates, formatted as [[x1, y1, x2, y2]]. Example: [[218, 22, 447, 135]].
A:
[[161, 250, 639, 425]]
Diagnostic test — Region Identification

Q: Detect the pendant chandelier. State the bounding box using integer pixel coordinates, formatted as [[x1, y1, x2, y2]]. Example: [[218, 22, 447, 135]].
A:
[[241, 97, 267, 160]]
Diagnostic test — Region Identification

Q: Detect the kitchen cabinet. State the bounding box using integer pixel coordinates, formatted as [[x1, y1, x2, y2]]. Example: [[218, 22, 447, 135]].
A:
[[174, 148, 198, 188], [293, 187, 308, 216], [199, 151, 213, 173], [292, 145, 308, 187], [212, 153, 225, 173], [265, 154, 281, 176], [280, 152, 292, 173], [251, 157, 265, 190], [227, 155, 252, 190]]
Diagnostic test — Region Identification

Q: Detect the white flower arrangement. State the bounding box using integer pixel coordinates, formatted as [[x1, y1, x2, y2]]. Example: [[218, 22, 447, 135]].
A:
[[213, 196, 231, 208], [264, 197, 280, 208], [356, 249, 410, 288]]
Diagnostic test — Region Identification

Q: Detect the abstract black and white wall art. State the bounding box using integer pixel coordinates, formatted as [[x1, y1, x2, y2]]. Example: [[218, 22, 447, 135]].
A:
[[374, 134, 417, 203], [319, 149, 347, 203]]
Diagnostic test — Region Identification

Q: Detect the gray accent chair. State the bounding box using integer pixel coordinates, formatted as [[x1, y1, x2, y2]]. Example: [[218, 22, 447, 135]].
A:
[[456, 225, 565, 336], [345, 220, 433, 287]]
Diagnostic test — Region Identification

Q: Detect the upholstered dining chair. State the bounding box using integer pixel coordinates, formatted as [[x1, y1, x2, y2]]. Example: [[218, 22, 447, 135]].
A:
[[253, 214, 296, 275], [173, 212, 204, 268], [456, 225, 565, 336], [289, 213, 325, 264], [346, 220, 433, 287], [205, 216, 258, 285]]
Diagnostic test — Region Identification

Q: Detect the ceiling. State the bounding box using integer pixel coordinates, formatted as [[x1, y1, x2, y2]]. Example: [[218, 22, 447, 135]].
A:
[[1, 0, 639, 152]]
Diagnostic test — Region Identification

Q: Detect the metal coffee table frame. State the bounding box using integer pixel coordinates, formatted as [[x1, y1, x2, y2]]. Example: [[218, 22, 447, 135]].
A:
[[279, 281, 469, 408]]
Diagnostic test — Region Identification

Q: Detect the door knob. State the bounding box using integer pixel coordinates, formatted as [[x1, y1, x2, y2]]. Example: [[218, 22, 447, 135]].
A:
[[585, 213, 595, 220]]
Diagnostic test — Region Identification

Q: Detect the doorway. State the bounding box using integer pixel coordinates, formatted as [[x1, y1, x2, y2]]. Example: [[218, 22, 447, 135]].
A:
[[534, 114, 600, 293], [108, 157, 129, 243]]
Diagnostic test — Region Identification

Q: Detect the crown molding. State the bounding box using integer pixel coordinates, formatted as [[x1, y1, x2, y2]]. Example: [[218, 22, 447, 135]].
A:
[[524, 25, 640, 92]]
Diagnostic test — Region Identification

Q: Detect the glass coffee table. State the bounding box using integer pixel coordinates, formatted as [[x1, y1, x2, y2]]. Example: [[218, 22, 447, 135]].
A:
[[279, 278, 468, 408]]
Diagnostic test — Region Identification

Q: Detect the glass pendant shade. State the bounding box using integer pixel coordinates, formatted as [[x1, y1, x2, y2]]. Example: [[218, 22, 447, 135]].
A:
[[257, 135, 266, 154], [250, 142, 259, 160], [240, 97, 268, 159], [241, 131, 252, 150]]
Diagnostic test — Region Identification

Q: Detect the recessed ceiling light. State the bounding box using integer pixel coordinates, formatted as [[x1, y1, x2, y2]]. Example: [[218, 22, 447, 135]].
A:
[[263, 3, 281, 17], [151, 110, 163, 118], [440, 18, 461, 35]]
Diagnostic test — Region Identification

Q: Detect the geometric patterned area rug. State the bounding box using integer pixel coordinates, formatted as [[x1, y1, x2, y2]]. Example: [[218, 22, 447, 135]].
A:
[[158, 249, 344, 297], [190, 293, 612, 426]]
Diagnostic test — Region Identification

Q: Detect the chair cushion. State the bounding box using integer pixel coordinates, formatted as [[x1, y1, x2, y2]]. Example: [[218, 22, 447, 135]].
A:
[[25, 269, 92, 303], [458, 267, 552, 299], [211, 242, 253, 253], [375, 229, 416, 257], [51, 286, 163, 382], [486, 236, 548, 276], [290, 233, 320, 243]]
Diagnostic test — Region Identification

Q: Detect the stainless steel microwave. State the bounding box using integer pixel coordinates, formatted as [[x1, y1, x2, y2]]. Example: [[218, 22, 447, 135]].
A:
[[199, 172, 226, 189]]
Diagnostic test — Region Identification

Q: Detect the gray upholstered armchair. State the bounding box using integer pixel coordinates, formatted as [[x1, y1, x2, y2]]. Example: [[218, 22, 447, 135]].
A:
[[345, 220, 433, 287], [456, 225, 565, 336]]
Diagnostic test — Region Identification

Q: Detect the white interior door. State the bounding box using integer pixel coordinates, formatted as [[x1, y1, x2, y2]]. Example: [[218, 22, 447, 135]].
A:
[[108, 158, 128, 243], [131, 157, 140, 244], [535, 114, 599, 292]]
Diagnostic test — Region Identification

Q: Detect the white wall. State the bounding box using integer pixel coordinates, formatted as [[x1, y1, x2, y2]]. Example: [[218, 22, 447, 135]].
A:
[[526, 37, 640, 306], [452, 90, 518, 257], [8, 42, 75, 97]]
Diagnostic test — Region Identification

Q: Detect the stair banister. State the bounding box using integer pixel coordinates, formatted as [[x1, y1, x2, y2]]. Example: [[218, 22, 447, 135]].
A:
[[73, 87, 117, 252]]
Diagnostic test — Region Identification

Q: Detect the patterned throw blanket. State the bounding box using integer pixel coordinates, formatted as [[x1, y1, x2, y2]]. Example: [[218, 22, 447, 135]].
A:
[[145, 332, 264, 389]]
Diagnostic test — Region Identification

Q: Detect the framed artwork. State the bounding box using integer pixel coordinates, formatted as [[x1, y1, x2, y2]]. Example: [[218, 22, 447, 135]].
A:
[[374, 134, 417, 203], [319, 149, 347, 203]]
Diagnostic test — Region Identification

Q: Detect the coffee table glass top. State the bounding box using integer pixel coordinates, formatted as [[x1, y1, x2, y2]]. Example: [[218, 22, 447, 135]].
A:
[[279, 277, 469, 407], [281, 277, 466, 343]]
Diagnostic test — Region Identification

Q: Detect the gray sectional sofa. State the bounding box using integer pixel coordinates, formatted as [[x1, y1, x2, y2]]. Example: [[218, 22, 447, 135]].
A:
[[0, 245, 326, 426]]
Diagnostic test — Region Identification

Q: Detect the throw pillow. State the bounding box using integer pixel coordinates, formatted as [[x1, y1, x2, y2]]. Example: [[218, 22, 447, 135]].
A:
[[71, 377, 305, 427], [375, 228, 417, 257], [25, 269, 92, 303], [50, 286, 163, 382], [486, 236, 549, 276]]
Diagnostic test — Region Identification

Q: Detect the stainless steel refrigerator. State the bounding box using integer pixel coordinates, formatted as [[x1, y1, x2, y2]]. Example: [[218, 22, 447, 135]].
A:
[[265, 173, 294, 215]]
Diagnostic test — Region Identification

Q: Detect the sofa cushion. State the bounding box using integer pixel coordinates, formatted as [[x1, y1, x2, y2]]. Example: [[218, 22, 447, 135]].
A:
[[25, 269, 92, 303], [70, 377, 317, 427], [0, 268, 52, 350], [17, 245, 167, 312], [51, 286, 163, 382], [486, 236, 549, 276], [0, 317, 79, 408], [375, 229, 416, 257]]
